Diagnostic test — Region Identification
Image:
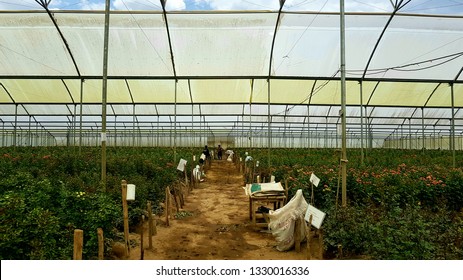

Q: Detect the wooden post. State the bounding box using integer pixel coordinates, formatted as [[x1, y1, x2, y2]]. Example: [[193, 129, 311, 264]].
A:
[[306, 215, 313, 260], [172, 187, 180, 212], [153, 217, 157, 235], [97, 228, 104, 260], [165, 186, 170, 226], [318, 228, 324, 259], [294, 217, 302, 252], [284, 178, 289, 205], [73, 229, 83, 260], [121, 180, 130, 257], [147, 201, 153, 250], [140, 215, 144, 260]]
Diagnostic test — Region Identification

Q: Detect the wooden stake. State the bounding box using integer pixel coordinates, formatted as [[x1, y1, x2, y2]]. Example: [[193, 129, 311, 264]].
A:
[[147, 201, 153, 250], [73, 229, 83, 260], [318, 228, 324, 259], [97, 228, 104, 260], [172, 187, 180, 213], [294, 217, 302, 252], [121, 180, 130, 257], [153, 216, 157, 235], [140, 215, 144, 260], [165, 186, 170, 227], [306, 215, 313, 260]]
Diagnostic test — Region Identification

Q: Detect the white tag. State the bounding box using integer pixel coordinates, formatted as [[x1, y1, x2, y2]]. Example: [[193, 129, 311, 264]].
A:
[[177, 159, 187, 172], [101, 132, 107, 142], [305, 204, 326, 229], [310, 173, 320, 187]]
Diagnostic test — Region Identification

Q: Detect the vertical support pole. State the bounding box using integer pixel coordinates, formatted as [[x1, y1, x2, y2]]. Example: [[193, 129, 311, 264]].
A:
[[409, 118, 412, 149], [121, 180, 130, 257], [422, 107, 425, 152], [132, 104, 136, 147], [79, 79, 84, 154], [13, 104, 18, 148], [97, 228, 104, 260], [174, 80, 178, 163], [100, 0, 110, 191], [451, 83, 456, 168], [249, 79, 253, 149], [307, 104, 311, 149], [360, 81, 364, 164], [267, 79, 271, 167], [28, 115, 31, 147], [72, 104, 77, 148], [73, 229, 83, 260], [340, 0, 348, 207]]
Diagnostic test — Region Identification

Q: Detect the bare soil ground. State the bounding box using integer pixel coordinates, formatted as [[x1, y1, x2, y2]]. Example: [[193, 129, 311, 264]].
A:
[[120, 159, 321, 260]]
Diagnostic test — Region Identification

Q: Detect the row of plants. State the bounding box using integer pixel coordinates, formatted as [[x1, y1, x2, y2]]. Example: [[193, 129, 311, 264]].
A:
[[0, 146, 199, 260], [236, 148, 463, 259]]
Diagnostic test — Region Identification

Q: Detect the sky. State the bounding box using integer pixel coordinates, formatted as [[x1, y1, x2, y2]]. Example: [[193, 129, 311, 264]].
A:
[[0, 0, 462, 14]]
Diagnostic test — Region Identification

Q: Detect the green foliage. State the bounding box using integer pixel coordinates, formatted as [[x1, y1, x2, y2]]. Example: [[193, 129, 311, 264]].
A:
[[245, 148, 463, 259], [0, 146, 185, 260], [1, 146, 462, 260]]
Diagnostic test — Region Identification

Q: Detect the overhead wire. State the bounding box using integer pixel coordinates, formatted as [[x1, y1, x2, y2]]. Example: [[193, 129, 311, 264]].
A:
[[119, 0, 173, 76], [274, 0, 329, 73], [346, 51, 463, 76]]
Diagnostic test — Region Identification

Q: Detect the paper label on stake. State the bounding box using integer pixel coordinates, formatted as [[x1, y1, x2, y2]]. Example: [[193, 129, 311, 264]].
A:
[[310, 173, 320, 187], [101, 132, 107, 142], [305, 204, 326, 229], [177, 159, 187, 172]]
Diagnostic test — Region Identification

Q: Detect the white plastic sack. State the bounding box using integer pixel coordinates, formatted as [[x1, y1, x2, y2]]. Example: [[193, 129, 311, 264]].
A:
[[267, 189, 308, 251], [193, 165, 201, 181]]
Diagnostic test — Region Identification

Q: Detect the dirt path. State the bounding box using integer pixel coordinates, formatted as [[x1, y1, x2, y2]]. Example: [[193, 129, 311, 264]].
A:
[[125, 159, 320, 260]]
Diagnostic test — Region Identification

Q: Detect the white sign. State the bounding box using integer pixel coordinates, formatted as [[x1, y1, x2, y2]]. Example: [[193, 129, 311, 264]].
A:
[[177, 158, 187, 172], [310, 173, 320, 187], [126, 184, 136, 201], [304, 204, 326, 229], [101, 132, 107, 142]]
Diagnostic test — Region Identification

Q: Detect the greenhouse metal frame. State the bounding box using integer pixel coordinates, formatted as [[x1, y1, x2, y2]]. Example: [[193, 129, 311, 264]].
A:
[[0, 1, 462, 152]]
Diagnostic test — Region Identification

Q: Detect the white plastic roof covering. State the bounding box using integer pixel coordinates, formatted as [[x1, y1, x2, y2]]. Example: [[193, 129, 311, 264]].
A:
[[0, 4, 462, 143]]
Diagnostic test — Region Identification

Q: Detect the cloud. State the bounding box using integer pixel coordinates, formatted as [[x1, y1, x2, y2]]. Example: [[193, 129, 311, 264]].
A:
[[194, 0, 279, 10], [0, 0, 41, 10], [79, 0, 105, 10], [113, 0, 186, 11]]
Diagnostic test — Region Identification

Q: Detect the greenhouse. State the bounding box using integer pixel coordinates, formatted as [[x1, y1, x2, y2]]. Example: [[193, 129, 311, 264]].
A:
[[0, 0, 461, 151], [1, 0, 463, 263]]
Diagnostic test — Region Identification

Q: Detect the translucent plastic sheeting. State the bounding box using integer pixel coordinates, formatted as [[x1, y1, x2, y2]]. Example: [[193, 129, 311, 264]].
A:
[[364, 81, 462, 107], [169, 13, 276, 77], [361, 15, 463, 81]]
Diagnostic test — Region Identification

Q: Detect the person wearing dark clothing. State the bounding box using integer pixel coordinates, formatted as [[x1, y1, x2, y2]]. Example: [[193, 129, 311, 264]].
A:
[[203, 145, 211, 160], [217, 144, 223, 160]]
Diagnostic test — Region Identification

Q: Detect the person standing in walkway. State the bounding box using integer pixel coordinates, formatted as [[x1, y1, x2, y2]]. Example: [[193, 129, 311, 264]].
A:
[[217, 144, 223, 160]]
